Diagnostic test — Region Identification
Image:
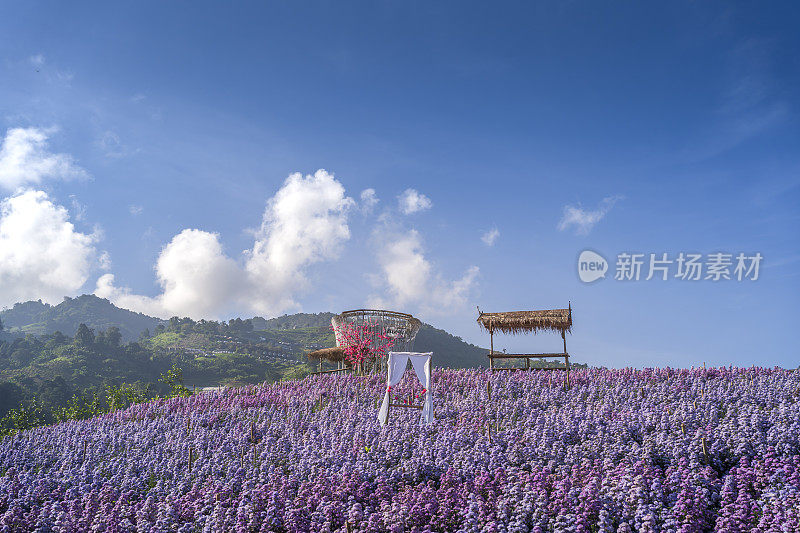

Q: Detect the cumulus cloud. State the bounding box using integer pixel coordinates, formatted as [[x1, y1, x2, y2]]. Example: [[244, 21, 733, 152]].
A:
[[368, 227, 479, 314], [558, 195, 623, 236], [98, 169, 355, 319], [29, 54, 45, 67], [360, 188, 379, 214], [129, 205, 143, 215], [244, 169, 355, 314], [0, 190, 98, 305], [481, 227, 500, 246], [0, 127, 89, 191], [398, 188, 432, 214], [96, 229, 244, 318]]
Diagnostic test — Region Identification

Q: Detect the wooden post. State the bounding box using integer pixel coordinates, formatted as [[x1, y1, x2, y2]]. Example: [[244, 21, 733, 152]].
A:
[[564, 329, 572, 389], [487, 381, 491, 401], [489, 328, 494, 370]]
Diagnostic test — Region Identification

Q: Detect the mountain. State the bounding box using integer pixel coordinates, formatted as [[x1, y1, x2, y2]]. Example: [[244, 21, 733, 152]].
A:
[[1, 295, 164, 342], [1, 296, 488, 367], [415, 324, 486, 368]]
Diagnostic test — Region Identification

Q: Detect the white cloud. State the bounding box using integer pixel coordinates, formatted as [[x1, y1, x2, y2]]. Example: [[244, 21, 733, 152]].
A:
[[98, 251, 112, 271], [558, 196, 623, 236], [398, 188, 432, 214], [368, 227, 479, 315], [29, 54, 45, 67], [70, 194, 87, 221], [481, 227, 500, 246], [244, 169, 355, 315], [96, 229, 244, 319], [129, 205, 143, 215], [0, 190, 98, 306], [0, 127, 89, 191], [98, 169, 355, 319], [360, 188, 379, 214]]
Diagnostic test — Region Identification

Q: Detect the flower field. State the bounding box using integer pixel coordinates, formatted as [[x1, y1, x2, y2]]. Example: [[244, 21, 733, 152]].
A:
[[1, 367, 799, 532]]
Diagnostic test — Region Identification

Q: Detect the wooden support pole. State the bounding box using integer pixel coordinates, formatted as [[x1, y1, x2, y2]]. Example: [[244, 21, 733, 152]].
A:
[[489, 329, 494, 370], [562, 330, 570, 389], [487, 381, 491, 401]]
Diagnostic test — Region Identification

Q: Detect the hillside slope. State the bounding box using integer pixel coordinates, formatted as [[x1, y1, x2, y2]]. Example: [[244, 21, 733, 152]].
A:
[[1, 297, 488, 368], [2, 368, 798, 531], [1, 295, 164, 342]]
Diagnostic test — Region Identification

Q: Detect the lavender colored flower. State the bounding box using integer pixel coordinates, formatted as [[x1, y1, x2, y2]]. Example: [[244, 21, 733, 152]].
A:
[[0, 367, 798, 531]]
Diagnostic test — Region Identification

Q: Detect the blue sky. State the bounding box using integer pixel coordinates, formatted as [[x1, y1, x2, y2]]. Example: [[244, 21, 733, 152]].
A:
[[0, 1, 798, 368]]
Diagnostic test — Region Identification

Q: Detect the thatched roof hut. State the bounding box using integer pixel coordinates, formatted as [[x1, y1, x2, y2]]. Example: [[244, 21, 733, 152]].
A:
[[477, 307, 572, 335], [306, 346, 346, 363]]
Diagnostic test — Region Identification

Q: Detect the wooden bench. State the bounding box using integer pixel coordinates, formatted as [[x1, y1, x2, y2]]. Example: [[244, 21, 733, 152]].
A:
[[488, 352, 569, 371]]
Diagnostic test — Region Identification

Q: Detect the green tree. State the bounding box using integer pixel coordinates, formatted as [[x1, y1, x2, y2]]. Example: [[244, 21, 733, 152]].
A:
[[74, 323, 95, 347], [106, 383, 147, 411], [105, 326, 122, 348], [0, 399, 47, 438], [159, 364, 192, 398], [0, 382, 27, 418]]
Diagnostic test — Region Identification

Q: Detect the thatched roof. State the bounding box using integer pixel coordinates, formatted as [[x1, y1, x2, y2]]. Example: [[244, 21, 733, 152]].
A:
[[477, 307, 572, 335], [306, 347, 346, 363]]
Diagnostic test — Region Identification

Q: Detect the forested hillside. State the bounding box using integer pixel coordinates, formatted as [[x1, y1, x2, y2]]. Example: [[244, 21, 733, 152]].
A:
[[1, 295, 164, 342]]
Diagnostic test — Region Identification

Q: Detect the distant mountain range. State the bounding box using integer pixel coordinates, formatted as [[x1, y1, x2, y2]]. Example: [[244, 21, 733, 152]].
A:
[[1, 295, 489, 368]]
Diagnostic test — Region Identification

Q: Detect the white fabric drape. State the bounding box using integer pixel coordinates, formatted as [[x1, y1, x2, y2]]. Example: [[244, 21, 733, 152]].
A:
[[377, 352, 433, 426]]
